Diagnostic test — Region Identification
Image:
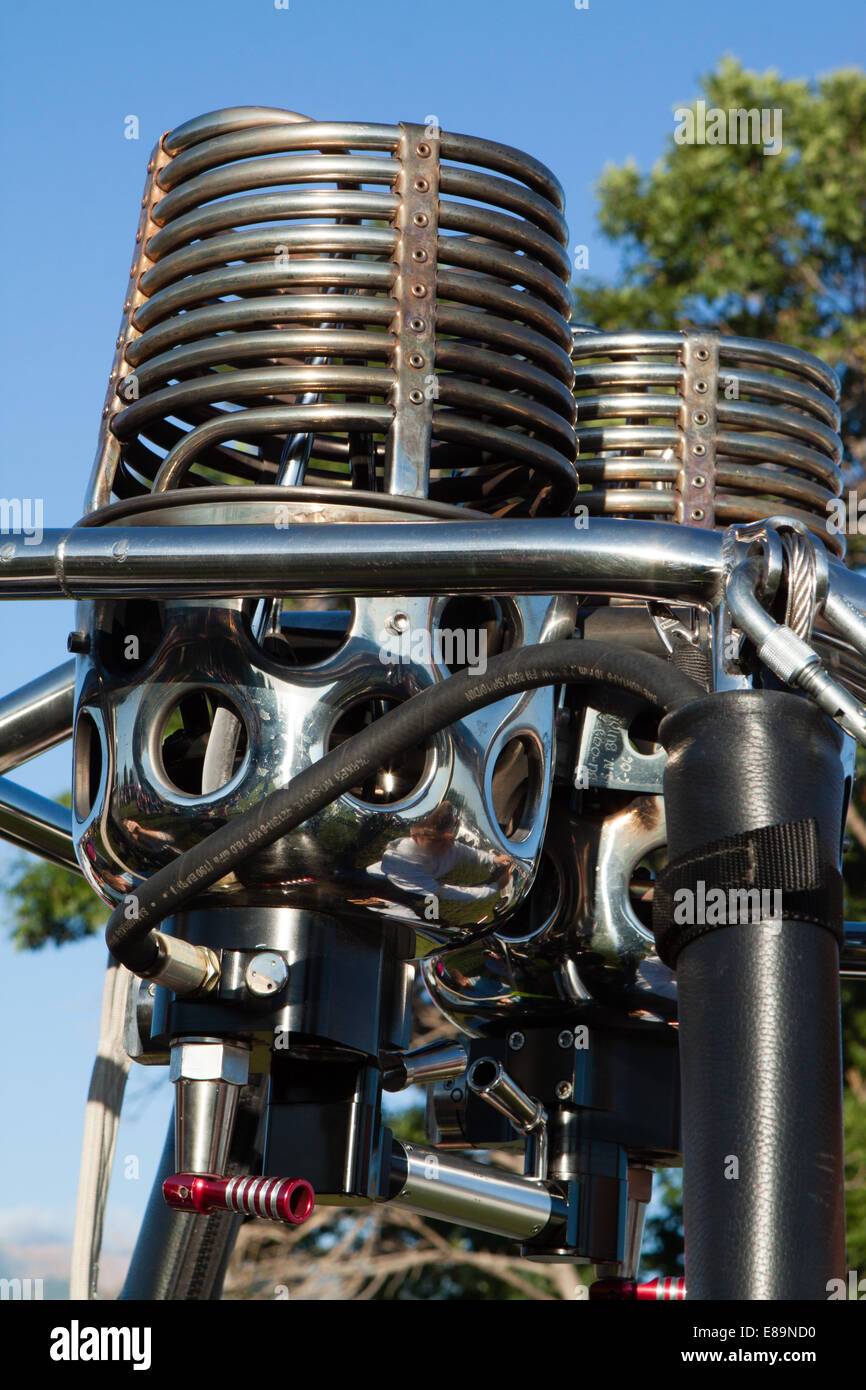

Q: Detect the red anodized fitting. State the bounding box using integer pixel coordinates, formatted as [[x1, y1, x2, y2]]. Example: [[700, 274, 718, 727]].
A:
[[589, 1276, 686, 1301], [163, 1173, 315, 1226]]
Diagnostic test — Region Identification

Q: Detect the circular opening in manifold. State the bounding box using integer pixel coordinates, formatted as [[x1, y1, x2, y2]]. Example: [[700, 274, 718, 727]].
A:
[[494, 846, 563, 941], [74, 711, 103, 820], [490, 735, 542, 843], [435, 596, 515, 674], [256, 596, 354, 666], [630, 846, 668, 933], [325, 696, 431, 806], [468, 1058, 499, 1090], [158, 690, 249, 796]]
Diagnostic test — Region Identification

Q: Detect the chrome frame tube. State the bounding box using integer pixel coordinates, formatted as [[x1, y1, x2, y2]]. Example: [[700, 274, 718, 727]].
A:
[[388, 1140, 556, 1241], [0, 661, 75, 772], [0, 519, 727, 600], [0, 776, 78, 871], [4, 519, 866, 639]]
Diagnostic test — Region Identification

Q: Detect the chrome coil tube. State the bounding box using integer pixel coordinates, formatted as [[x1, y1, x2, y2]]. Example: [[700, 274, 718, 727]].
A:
[[571, 329, 844, 555], [86, 106, 577, 517]]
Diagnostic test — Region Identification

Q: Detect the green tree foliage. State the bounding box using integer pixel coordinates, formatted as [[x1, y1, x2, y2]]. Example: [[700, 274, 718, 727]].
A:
[[5, 793, 103, 949]]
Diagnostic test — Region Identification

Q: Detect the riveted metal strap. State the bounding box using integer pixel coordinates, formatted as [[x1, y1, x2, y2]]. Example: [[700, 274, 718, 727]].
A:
[[677, 330, 719, 528], [384, 122, 440, 497]]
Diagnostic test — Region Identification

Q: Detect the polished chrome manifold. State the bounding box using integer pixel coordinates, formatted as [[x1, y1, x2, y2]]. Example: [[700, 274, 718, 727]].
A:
[[71, 106, 580, 948], [85, 105, 577, 517], [572, 328, 844, 554]]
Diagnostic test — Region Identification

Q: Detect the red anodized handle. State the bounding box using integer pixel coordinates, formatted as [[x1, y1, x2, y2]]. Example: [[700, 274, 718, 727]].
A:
[[163, 1172, 315, 1226]]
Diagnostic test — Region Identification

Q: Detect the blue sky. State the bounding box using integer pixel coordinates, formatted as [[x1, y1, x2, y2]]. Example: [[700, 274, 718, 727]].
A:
[[0, 0, 863, 1294]]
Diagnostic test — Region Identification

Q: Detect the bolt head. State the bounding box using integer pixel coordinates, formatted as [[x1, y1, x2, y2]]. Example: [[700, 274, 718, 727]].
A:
[[555, 1081, 573, 1100], [170, 1039, 250, 1085], [508, 1031, 525, 1050], [557, 1030, 573, 1049], [245, 951, 289, 997]]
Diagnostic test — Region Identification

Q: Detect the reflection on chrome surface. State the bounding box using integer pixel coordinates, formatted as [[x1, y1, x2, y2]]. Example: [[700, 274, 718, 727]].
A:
[[423, 796, 677, 1031], [73, 575, 574, 952]]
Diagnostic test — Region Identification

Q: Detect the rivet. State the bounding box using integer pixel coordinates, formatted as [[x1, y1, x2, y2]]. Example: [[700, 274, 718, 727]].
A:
[[409, 389, 424, 404], [692, 507, 705, 521], [413, 176, 429, 193], [694, 410, 708, 425], [408, 352, 424, 368], [411, 248, 428, 263], [411, 284, 428, 298], [695, 380, 708, 394], [692, 442, 706, 457], [415, 142, 431, 157], [692, 474, 706, 488], [409, 317, 426, 332], [695, 346, 709, 361], [412, 212, 429, 228]]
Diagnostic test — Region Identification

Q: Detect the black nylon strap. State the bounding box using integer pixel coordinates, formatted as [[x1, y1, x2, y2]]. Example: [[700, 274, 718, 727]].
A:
[[652, 817, 844, 967]]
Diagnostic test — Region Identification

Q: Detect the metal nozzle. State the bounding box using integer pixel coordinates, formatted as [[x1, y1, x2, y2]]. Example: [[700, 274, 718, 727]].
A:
[[467, 1057, 549, 1177], [170, 1038, 250, 1175], [381, 1040, 468, 1092]]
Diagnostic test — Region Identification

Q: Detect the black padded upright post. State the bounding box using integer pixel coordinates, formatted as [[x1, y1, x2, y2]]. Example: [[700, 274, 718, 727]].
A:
[[655, 690, 847, 1300]]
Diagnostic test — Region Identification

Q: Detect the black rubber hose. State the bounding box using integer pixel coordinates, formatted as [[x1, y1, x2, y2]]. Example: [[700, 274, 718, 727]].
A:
[[106, 639, 703, 975]]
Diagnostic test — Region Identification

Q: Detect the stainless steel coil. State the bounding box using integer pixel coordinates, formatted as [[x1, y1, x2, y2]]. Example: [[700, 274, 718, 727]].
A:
[[85, 106, 577, 518], [571, 328, 845, 555]]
